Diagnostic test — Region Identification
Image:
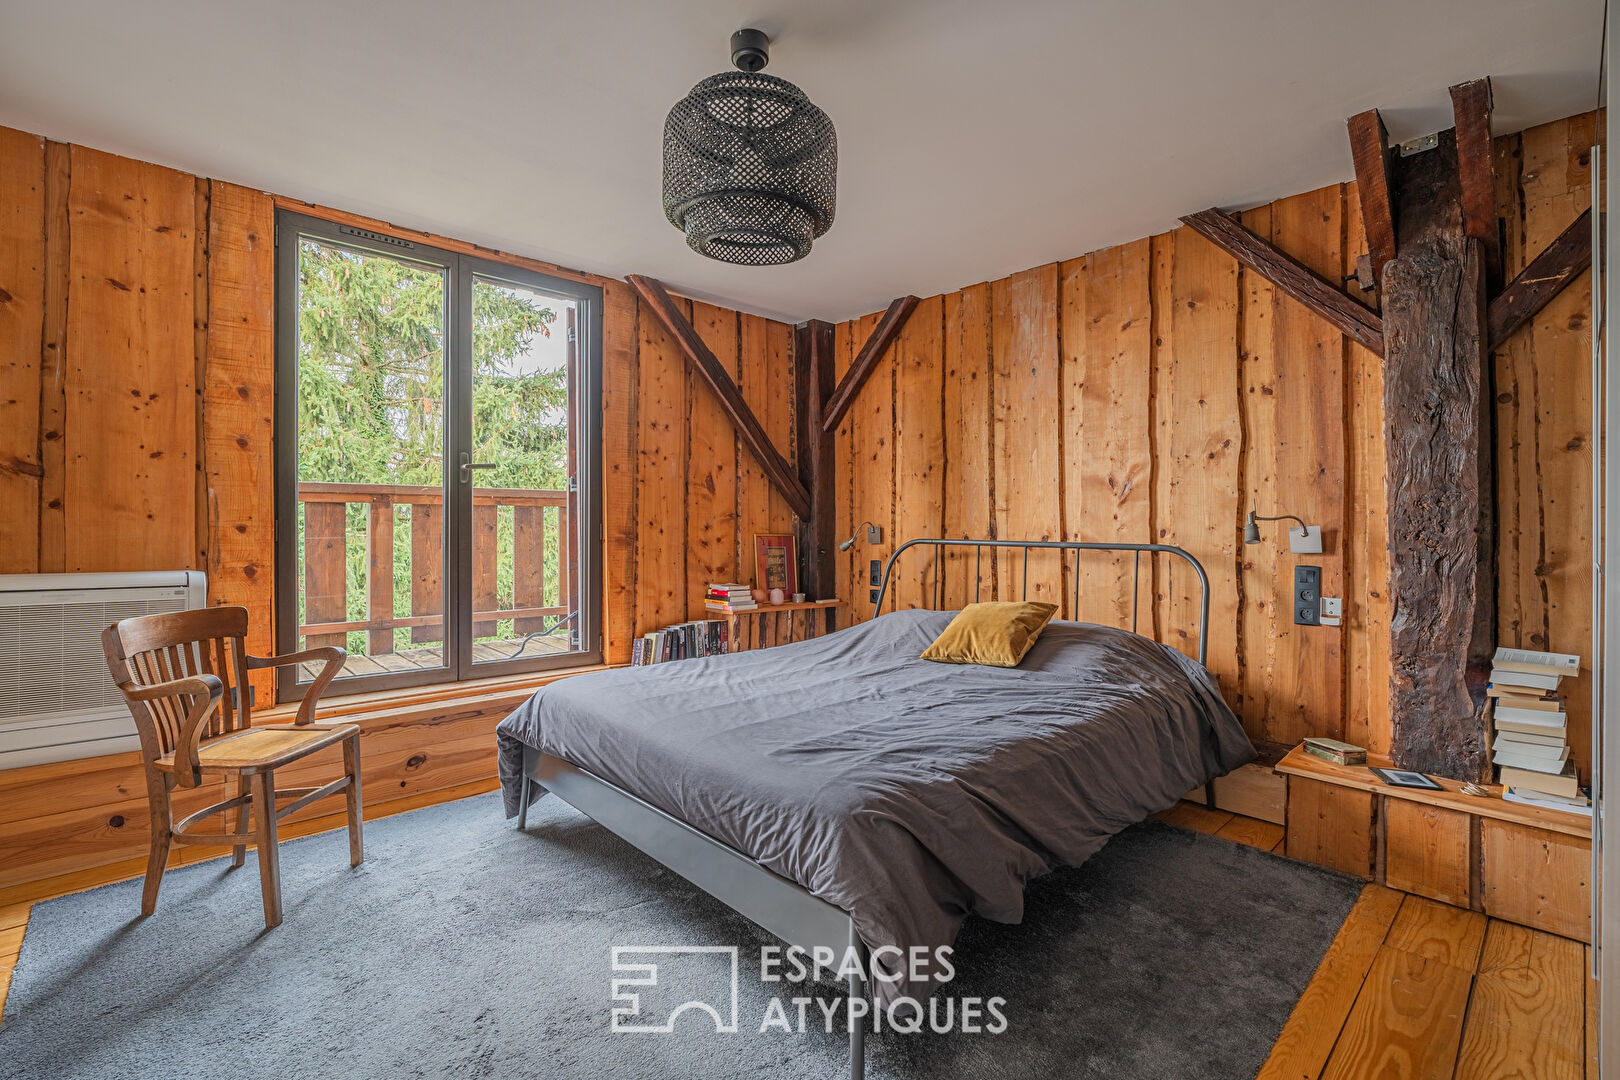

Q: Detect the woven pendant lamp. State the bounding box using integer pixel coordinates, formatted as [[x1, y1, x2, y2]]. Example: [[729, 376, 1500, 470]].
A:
[[662, 29, 838, 265]]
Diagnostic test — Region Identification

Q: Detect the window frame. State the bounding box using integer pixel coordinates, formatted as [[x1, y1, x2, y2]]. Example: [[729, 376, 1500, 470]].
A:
[[272, 211, 604, 701]]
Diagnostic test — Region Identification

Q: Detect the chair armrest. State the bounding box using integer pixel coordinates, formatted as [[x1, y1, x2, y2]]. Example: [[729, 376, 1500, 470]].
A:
[[245, 647, 346, 725], [117, 674, 223, 788]]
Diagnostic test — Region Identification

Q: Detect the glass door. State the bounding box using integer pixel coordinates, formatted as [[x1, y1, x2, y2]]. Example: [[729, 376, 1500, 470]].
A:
[[276, 214, 603, 700], [283, 230, 451, 688], [462, 271, 587, 670]]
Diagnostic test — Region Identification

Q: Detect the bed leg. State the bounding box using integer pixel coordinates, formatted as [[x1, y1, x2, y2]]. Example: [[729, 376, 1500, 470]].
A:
[[849, 971, 866, 1080], [517, 774, 532, 830], [848, 926, 867, 1080], [1204, 780, 1217, 811]]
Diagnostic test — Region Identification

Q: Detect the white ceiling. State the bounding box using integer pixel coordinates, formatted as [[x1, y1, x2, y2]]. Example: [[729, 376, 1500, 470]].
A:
[[0, 0, 1603, 323]]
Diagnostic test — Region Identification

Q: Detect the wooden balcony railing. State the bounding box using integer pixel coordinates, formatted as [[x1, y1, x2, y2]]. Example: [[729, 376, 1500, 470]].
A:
[[299, 481, 573, 654]]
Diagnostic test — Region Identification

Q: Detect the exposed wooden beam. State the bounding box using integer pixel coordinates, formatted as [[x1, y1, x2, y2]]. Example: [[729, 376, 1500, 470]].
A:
[[819, 295, 920, 432], [626, 275, 812, 520], [1449, 77, 1501, 289], [1384, 131, 1493, 782], [794, 320, 838, 602], [1180, 209, 1385, 355], [1346, 108, 1397, 282], [1487, 207, 1593, 350]]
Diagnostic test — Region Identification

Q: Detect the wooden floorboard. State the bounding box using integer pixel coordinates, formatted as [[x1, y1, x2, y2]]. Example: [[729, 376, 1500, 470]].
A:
[[1587, 950, 1600, 1080], [1213, 814, 1285, 851], [1151, 801, 1234, 835], [1454, 921, 1585, 1080], [1383, 895, 1488, 971], [1156, 803, 1590, 1079], [1320, 943, 1473, 1080], [1256, 884, 1404, 1080], [1, 794, 1594, 1080], [0, 903, 29, 932]]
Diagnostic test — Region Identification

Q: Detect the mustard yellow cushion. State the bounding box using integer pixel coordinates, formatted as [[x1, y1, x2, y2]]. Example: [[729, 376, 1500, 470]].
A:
[[920, 601, 1059, 667]]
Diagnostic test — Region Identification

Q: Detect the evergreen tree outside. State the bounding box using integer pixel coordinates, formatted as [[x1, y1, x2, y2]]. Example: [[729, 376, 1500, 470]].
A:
[[294, 237, 572, 657]]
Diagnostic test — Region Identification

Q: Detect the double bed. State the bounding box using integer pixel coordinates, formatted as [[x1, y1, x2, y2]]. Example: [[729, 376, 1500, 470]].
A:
[[495, 539, 1253, 1078]]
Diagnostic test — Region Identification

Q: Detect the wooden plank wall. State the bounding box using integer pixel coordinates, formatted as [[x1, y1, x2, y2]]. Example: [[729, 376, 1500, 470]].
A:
[[838, 111, 1595, 769], [0, 124, 798, 895], [1495, 113, 1599, 782]]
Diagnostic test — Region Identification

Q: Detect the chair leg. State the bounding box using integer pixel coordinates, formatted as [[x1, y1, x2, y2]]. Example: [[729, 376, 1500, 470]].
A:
[[343, 732, 364, 867], [231, 773, 250, 869], [141, 787, 173, 917], [252, 771, 283, 929]]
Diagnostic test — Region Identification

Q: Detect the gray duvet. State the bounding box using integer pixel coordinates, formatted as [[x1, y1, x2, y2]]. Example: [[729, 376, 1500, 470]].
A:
[[496, 609, 1253, 999]]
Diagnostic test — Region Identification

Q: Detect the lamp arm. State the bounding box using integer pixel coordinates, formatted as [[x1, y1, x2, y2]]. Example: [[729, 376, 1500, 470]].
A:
[[1254, 513, 1310, 533]]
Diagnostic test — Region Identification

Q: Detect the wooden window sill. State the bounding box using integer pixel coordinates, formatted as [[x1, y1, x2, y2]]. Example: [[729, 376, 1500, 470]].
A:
[[259, 661, 618, 728]]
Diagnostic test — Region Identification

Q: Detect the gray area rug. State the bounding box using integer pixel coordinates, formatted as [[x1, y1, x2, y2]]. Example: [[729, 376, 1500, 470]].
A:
[[1, 792, 1359, 1080]]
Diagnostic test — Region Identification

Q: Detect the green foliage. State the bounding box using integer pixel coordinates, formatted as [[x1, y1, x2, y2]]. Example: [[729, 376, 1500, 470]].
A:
[[293, 238, 572, 655]]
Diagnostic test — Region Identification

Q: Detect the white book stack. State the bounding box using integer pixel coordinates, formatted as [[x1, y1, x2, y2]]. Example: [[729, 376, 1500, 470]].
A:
[[1487, 646, 1589, 815]]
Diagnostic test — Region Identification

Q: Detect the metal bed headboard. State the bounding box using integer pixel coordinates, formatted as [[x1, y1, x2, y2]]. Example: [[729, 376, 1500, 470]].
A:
[[872, 538, 1212, 666]]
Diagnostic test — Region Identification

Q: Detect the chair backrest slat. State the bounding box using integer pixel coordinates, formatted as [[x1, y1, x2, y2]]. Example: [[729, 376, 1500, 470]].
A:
[[102, 607, 254, 765], [230, 637, 254, 729]]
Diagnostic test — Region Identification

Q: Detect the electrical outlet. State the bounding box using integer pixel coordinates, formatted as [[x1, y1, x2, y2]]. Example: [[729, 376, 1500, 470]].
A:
[[869, 588, 880, 604], [1294, 565, 1321, 626], [869, 559, 881, 587]]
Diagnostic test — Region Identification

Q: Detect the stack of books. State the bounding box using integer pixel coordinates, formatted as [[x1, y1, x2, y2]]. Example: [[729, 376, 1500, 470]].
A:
[[704, 583, 758, 615], [1488, 646, 1589, 815], [1302, 737, 1367, 766], [631, 620, 730, 665]]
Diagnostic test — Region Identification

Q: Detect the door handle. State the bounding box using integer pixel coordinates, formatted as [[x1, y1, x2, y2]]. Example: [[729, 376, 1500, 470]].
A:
[[459, 452, 497, 484]]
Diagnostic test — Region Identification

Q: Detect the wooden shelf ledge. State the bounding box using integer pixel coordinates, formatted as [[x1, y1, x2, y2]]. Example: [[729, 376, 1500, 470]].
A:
[[717, 599, 840, 614], [1277, 745, 1590, 839]]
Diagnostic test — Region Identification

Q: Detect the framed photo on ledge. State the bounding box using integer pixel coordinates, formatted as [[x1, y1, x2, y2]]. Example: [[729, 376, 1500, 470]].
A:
[[753, 533, 798, 598]]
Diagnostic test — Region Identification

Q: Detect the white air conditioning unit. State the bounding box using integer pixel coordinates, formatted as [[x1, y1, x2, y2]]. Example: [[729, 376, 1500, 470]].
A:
[[0, 571, 207, 771]]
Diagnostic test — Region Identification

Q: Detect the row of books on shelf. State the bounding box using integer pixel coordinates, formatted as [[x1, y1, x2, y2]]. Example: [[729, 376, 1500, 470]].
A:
[[704, 582, 758, 615], [630, 620, 731, 665], [1488, 646, 1590, 815]]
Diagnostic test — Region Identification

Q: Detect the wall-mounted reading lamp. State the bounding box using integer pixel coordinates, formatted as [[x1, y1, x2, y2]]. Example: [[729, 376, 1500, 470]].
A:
[[839, 520, 883, 552], [1244, 503, 1323, 554]]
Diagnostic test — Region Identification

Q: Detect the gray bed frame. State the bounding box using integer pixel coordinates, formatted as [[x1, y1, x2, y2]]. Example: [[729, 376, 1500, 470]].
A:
[[516, 539, 1213, 1079]]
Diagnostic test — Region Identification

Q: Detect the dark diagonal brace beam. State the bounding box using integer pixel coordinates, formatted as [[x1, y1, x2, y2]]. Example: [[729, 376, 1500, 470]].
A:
[[1486, 208, 1592, 351], [1180, 209, 1385, 355], [627, 275, 812, 520], [820, 295, 920, 432], [1347, 109, 1398, 282], [1450, 78, 1501, 290]]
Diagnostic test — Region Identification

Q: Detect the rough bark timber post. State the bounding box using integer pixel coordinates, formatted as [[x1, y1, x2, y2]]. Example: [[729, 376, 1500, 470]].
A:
[[795, 320, 837, 604], [1382, 131, 1494, 781]]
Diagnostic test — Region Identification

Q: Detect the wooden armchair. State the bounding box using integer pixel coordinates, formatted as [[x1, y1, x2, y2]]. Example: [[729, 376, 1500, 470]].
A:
[[101, 606, 363, 929]]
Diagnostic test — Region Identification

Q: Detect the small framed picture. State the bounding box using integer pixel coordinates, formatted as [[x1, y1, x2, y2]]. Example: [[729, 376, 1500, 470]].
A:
[[1368, 767, 1443, 791], [754, 533, 798, 598]]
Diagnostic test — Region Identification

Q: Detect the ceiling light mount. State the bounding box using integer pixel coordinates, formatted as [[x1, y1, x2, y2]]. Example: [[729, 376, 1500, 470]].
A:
[[662, 29, 838, 266], [730, 28, 770, 73]]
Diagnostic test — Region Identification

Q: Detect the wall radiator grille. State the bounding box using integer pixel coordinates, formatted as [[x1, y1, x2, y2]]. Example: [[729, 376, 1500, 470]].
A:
[[0, 572, 206, 770]]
